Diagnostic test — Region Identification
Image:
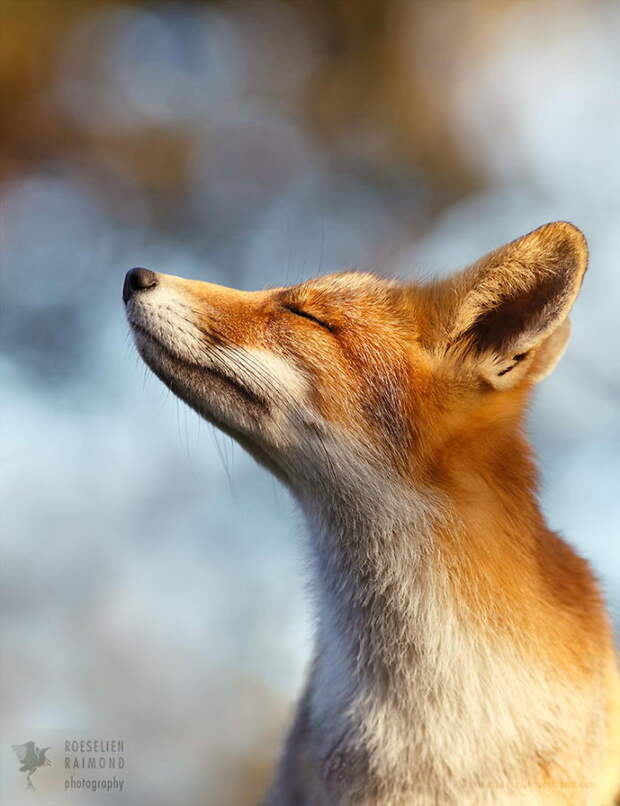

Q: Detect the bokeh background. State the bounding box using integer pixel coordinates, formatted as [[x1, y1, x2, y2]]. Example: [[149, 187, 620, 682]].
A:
[[2, 1, 619, 804]]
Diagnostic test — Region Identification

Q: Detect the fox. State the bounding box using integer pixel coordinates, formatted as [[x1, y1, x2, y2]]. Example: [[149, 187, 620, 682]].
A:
[[123, 221, 620, 805]]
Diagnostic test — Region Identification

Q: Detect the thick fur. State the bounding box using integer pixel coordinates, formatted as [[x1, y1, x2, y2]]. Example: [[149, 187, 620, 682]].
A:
[[125, 222, 620, 804]]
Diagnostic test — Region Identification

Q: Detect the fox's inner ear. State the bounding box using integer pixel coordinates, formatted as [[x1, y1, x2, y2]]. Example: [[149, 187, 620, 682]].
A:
[[449, 222, 588, 389]]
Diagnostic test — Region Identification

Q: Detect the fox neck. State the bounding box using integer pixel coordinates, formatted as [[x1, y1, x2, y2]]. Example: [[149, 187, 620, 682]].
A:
[[294, 425, 605, 795], [298, 421, 544, 705]]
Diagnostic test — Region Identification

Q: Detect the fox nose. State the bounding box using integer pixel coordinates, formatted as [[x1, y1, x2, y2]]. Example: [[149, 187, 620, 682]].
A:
[[123, 267, 158, 303]]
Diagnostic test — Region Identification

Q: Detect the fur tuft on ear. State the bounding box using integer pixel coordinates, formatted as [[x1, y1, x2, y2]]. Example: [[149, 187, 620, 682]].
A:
[[448, 222, 588, 389]]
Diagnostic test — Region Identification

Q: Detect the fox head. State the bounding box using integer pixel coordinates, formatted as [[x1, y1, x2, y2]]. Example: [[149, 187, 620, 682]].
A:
[[124, 222, 587, 501]]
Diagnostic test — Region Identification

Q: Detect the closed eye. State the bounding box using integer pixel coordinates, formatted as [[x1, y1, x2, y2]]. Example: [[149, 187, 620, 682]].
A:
[[282, 303, 334, 332]]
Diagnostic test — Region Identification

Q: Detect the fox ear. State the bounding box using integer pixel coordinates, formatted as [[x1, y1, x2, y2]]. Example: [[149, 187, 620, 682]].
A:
[[450, 222, 588, 389]]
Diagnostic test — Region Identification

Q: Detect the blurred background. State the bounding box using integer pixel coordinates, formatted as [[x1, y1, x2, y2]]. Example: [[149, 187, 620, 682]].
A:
[[1, 0, 619, 803]]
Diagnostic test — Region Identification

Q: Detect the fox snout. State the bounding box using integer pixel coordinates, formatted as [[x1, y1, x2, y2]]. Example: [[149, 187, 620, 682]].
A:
[[123, 268, 318, 482]]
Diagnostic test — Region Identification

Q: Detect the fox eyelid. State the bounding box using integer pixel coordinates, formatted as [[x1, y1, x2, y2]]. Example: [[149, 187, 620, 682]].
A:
[[282, 303, 334, 332]]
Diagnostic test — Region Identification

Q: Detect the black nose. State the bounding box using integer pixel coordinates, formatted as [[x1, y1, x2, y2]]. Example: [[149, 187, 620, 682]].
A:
[[123, 267, 158, 303]]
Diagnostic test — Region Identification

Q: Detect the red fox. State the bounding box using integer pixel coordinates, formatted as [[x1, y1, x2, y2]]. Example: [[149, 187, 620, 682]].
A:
[[124, 222, 620, 805]]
